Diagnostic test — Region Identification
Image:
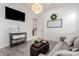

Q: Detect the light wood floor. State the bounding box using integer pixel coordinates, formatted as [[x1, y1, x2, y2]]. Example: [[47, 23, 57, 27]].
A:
[[0, 40, 57, 56]]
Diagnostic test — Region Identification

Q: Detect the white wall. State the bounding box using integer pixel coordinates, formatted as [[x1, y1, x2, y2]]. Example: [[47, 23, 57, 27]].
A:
[[0, 3, 79, 48], [0, 3, 33, 48], [76, 5, 79, 32], [37, 4, 78, 41]]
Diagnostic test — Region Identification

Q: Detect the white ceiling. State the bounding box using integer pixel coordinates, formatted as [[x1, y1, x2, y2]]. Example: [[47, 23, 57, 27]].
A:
[[7, 3, 79, 11], [22, 3, 79, 12], [11, 3, 79, 15]]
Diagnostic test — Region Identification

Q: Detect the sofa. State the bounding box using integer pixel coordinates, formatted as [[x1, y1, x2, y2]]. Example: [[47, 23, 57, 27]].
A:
[[39, 32, 79, 56]]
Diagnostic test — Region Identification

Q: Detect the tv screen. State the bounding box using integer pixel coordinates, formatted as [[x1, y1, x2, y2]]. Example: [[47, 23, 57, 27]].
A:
[[5, 7, 25, 22]]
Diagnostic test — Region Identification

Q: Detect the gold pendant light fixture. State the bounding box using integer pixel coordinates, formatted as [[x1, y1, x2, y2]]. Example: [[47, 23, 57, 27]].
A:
[[32, 3, 43, 14]]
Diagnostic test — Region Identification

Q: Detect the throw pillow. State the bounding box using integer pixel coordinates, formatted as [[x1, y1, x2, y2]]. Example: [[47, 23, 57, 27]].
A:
[[74, 36, 79, 48], [64, 35, 77, 46]]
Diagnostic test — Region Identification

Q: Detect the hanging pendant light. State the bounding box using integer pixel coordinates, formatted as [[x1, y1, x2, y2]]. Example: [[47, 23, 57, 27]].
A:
[[32, 3, 43, 14]]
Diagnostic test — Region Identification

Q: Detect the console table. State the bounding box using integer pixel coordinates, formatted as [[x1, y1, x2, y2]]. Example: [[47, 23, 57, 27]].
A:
[[10, 32, 27, 47]]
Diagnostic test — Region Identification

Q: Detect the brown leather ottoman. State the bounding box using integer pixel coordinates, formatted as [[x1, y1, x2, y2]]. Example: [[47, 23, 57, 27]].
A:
[[30, 40, 49, 56]]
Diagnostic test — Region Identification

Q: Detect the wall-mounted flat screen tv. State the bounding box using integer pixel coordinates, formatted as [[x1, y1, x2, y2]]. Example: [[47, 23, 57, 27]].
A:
[[5, 7, 25, 22]]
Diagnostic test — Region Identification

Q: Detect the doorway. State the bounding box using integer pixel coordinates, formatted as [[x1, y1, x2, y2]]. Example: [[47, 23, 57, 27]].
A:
[[32, 18, 38, 37]]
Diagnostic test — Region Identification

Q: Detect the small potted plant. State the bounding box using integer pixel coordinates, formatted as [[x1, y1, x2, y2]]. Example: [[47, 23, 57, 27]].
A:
[[33, 36, 38, 43]]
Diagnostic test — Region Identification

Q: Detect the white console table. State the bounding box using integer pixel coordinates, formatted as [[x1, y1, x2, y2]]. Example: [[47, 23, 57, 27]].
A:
[[10, 32, 27, 47]]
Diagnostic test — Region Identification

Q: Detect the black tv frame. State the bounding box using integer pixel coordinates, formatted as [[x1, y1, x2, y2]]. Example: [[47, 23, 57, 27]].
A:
[[5, 6, 25, 22]]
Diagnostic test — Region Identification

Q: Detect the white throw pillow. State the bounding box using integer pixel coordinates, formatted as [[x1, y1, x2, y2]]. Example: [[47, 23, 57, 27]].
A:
[[74, 37, 79, 48], [64, 34, 77, 46]]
